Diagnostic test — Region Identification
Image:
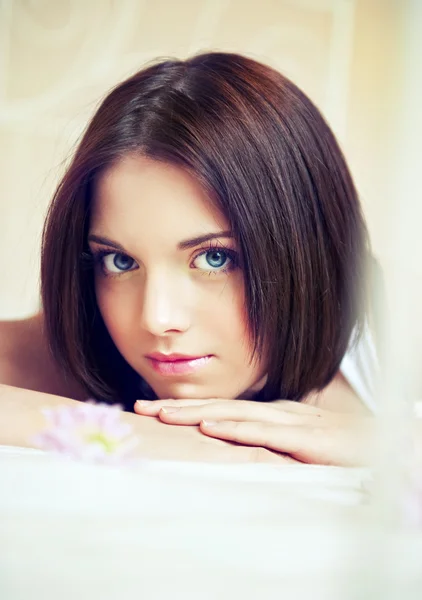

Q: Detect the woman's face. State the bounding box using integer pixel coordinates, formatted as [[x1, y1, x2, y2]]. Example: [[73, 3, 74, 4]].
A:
[[89, 155, 266, 400]]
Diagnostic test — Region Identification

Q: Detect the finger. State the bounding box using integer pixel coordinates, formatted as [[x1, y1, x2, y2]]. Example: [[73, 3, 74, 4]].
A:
[[134, 398, 220, 416], [198, 420, 348, 465], [157, 400, 307, 426]]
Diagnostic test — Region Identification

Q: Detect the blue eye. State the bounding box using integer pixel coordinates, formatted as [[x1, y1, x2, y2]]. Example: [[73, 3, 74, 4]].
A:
[[206, 250, 227, 268], [102, 252, 136, 274], [193, 247, 236, 274], [88, 245, 237, 278]]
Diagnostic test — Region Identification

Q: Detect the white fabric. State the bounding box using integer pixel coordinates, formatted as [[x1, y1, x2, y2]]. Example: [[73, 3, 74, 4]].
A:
[[340, 324, 379, 412], [2, 329, 422, 598], [1, 446, 422, 599], [340, 325, 422, 417]]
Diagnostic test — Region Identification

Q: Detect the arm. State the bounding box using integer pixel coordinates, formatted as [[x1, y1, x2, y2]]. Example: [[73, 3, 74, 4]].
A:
[[0, 384, 299, 464], [0, 316, 299, 463], [135, 393, 422, 467], [0, 384, 82, 448], [0, 314, 87, 400]]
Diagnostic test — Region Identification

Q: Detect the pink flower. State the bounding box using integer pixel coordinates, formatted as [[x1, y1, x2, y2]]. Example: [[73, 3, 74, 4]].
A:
[[32, 401, 139, 465]]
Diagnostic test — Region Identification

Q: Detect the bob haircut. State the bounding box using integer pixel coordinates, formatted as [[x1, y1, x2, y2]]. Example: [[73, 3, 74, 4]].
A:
[[41, 51, 370, 409]]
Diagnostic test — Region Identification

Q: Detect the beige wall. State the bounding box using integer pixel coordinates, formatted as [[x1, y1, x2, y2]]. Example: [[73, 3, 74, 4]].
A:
[[0, 0, 420, 391]]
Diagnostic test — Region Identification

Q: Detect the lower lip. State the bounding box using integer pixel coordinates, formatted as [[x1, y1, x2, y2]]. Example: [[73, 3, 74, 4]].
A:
[[147, 355, 213, 376]]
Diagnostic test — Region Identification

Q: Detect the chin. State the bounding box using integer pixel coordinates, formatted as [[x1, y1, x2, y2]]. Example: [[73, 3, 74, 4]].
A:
[[152, 381, 234, 400]]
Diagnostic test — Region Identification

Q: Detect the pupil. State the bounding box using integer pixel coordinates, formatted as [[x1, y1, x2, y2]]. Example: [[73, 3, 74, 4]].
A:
[[207, 251, 226, 268], [114, 254, 133, 270]]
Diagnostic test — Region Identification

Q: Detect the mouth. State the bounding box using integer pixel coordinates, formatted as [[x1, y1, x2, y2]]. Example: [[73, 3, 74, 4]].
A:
[[146, 355, 213, 376]]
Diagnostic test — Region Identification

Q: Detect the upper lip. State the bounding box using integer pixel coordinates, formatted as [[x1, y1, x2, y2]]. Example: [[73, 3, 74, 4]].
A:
[[147, 352, 209, 362]]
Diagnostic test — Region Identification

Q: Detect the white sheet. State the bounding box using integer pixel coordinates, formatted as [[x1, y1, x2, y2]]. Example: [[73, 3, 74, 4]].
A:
[[1, 446, 422, 599]]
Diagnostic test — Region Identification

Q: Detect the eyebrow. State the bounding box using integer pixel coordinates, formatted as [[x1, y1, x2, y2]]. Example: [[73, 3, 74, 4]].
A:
[[87, 231, 233, 252]]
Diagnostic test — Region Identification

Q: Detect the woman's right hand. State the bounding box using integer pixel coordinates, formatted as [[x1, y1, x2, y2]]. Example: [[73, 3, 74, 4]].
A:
[[126, 409, 298, 464]]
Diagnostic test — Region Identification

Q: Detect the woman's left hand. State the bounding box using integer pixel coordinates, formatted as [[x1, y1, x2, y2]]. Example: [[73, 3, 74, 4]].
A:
[[134, 398, 376, 466]]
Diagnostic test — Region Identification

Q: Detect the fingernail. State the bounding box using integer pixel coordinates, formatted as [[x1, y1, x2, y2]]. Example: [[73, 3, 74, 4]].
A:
[[160, 407, 180, 414], [136, 400, 156, 411], [201, 420, 217, 427]]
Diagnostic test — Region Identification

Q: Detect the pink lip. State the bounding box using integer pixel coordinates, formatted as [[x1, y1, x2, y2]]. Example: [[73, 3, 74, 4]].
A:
[[147, 355, 213, 376], [147, 352, 205, 362]]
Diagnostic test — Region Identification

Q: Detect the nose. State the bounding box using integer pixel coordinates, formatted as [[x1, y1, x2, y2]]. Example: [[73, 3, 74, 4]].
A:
[[139, 269, 191, 336]]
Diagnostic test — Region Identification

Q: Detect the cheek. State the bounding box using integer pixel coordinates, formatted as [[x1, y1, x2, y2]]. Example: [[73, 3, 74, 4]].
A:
[[221, 281, 264, 375], [213, 278, 250, 344], [94, 280, 134, 345]]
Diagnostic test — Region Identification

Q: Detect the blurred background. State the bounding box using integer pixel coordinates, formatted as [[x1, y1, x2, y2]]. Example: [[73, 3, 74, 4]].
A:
[[0, 0, 421, 394]]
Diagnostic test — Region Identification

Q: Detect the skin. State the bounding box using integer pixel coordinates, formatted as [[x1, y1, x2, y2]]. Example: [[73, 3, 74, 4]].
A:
[[0, 382, 298, 463], [87, 153, 382, 465], [0, 317, 295, 463], [90, 155, 268, 402], [0, 313, 376, 465], [135, 398, 378, 466], [0, 154, 381, 465], [90, 154, 368, 410], [0, 313, 87, 400]]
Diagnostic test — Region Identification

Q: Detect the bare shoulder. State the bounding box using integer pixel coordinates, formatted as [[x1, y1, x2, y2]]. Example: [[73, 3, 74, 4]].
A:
[[0, 317, 32, 382], [0, 312, 86, 400], [304, 371, 372, 415]]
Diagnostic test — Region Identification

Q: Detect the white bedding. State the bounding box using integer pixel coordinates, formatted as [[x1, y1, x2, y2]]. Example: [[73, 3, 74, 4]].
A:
[[1, 446, 422, 599]]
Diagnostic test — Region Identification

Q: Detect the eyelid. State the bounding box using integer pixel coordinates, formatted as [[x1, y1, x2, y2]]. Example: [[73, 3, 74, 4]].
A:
[[192, 244, 235, 259], [89, 238, 235, 256], [193, 239, 235, 253], [89, 244, 136, 263]]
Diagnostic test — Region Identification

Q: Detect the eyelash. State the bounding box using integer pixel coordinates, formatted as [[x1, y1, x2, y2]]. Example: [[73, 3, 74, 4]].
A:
[[82, 244, 238, 278]]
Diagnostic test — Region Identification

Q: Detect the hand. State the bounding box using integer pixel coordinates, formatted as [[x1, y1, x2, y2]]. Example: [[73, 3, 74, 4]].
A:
[[135, 398, 377, 466]]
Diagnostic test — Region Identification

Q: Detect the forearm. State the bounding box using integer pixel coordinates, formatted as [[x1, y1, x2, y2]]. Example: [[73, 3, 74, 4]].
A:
[[0, 384, 83, 448], [0, 384, 211, 458], [0, 385, 300, 464]]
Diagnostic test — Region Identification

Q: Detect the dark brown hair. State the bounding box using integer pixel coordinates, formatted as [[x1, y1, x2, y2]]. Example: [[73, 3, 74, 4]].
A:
[[41, 51, 370, 409]]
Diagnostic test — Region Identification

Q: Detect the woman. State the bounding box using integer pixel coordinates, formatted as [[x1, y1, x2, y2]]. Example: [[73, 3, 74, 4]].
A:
[[0, 51, 380, 464]]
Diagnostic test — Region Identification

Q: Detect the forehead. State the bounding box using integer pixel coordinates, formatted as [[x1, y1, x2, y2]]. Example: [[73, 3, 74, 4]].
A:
[[91, 155, 228, 235]]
